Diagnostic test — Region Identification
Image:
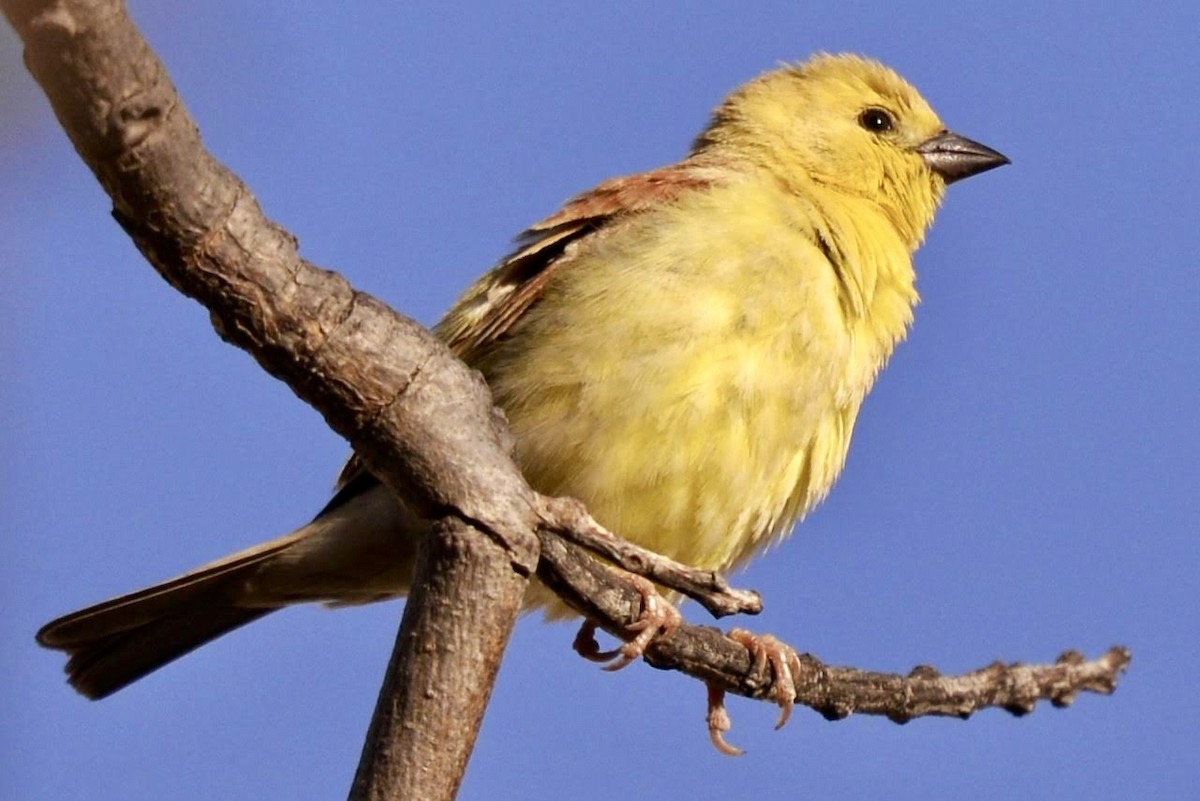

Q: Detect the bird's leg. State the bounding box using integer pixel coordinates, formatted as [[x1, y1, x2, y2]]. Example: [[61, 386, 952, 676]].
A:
[[572, 573, 682, 671], [727, 628, 803, 729]]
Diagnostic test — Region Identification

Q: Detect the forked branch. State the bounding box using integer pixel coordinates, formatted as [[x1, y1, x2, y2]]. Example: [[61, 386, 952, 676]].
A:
[[3, 1, 1131, 798]]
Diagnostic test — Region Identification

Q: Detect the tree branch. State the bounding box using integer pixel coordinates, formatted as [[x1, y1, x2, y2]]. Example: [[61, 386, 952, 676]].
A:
[[350, 518, 526, 801], [5, 0, 1132, 796], [535, 520, 1130, 734], [4, 2, 538, 799]]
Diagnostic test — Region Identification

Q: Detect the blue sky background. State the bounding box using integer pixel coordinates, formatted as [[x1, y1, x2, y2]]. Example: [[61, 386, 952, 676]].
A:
[[3, 3, 1196, 799]]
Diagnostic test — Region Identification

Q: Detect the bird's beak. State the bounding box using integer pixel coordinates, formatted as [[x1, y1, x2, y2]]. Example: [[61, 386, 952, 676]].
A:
[[917, 131, 1010, 184]]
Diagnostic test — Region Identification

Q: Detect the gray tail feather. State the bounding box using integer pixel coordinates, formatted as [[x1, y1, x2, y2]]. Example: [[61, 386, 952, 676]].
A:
[[37, 537, 298, 699], [56, 601, 277, 699]]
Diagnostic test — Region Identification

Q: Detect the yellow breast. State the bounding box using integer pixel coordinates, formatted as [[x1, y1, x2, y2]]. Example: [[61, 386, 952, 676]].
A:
[[472, 176, 917, 584]]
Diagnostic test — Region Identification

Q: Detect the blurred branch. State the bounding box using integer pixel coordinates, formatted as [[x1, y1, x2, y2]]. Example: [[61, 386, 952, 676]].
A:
[[3, 0, 1132, 797]]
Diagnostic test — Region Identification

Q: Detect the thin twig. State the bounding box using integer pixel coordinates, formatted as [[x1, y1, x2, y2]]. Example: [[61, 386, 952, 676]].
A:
[[536, 527, 1130, 737]]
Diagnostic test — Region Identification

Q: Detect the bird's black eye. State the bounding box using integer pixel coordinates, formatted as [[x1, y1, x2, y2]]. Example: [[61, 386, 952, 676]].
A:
[[858, 107, 895, 134]]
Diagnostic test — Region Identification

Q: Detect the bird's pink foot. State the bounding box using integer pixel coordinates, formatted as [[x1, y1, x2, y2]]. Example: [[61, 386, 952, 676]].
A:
[[728, 628, 803, 729], [700, 629, 803, 755], [572, 574, 681, 671]]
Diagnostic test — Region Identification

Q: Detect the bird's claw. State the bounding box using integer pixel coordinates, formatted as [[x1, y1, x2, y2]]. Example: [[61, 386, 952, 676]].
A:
[[706, 682, 744, 756], [728, 628, 803, 729], [572, 574, 681, 671], [701, 628, 803, 755]]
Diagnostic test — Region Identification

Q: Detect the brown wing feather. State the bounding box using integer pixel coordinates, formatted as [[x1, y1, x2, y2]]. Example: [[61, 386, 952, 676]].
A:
[[437, 162, 719, 362], [333, 160, 719, 494]]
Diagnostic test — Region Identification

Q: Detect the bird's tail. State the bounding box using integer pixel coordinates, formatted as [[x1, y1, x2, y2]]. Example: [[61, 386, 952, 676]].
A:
[[36, 535, 300, 700]]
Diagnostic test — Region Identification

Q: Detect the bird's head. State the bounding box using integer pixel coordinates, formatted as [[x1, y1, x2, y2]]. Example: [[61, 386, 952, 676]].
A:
[[694, 53, 1008, 249]]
